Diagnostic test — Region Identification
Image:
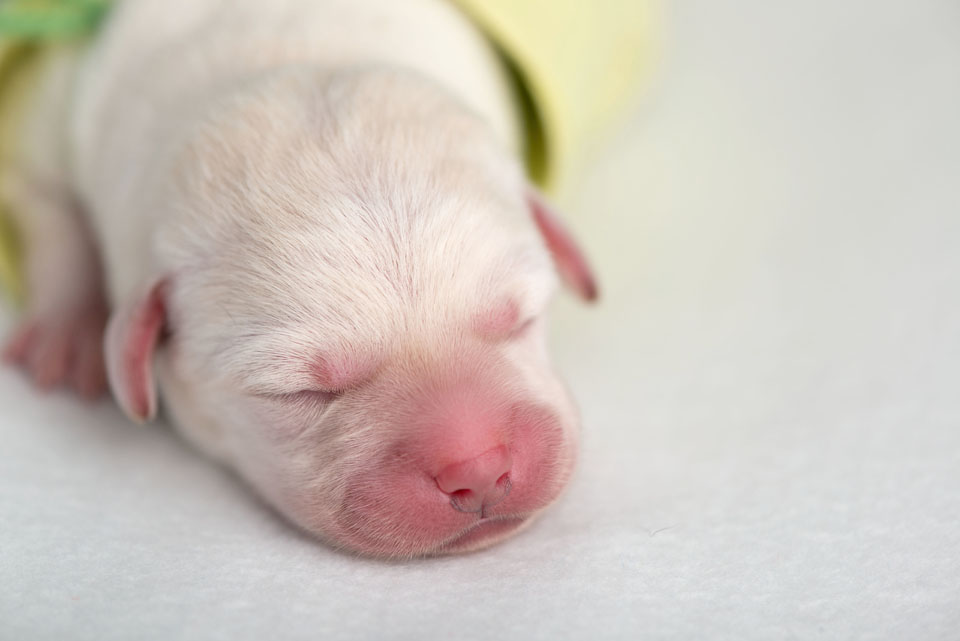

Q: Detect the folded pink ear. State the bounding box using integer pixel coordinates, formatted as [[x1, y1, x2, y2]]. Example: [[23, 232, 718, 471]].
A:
[[105, 279, 168, 423], [527, 190, 599, 302]]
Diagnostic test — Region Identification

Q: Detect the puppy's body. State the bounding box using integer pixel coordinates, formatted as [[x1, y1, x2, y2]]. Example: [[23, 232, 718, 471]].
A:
[[4, 0, 596, 557]]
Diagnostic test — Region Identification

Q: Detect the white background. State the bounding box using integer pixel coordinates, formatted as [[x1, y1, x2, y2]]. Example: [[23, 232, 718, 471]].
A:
[[2, 0, 959, 639]]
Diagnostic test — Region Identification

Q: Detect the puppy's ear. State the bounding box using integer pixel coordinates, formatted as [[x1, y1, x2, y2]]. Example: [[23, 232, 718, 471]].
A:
[[105, 279, 168, 422], [527, 189, 599, 302]]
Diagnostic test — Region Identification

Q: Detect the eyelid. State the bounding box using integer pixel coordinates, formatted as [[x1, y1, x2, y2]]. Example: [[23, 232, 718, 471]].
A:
[[475, 296, 540, 340], [296, 389, 342, 402], [256, 388, 342, 404], [509, 316, 536, 337]]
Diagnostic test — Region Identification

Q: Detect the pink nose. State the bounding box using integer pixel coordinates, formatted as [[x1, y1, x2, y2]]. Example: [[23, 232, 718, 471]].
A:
[[435, 445, 513, 513]]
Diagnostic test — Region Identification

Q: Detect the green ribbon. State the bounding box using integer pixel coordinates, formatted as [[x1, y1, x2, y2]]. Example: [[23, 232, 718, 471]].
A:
[[0, 0, 110, 39]]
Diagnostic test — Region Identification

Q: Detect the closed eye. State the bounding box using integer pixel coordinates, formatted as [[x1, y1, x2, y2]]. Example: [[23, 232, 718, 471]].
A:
[[508, 316, 536, 338], [293, 389, 343, 403], [247, 351, 379, 401], [257, 388, 342, 406], [474, 297, 540, 341]]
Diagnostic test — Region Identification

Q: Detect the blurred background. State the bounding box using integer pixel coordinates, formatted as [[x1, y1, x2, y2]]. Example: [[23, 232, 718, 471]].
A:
[[2, 0, 959, 639]]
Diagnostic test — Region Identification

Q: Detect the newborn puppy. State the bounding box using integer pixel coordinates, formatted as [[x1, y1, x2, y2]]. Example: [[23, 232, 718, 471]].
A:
[[2, 0, 597, 557]]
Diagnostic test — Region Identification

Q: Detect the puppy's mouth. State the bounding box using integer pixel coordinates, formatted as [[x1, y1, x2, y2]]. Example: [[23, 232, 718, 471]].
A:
[[434, 516, 532, 555]]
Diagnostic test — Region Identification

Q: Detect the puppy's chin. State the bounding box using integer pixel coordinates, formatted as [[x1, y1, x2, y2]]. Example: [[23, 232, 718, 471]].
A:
[[433, 516, 536, 555], [326, 510, 541, 559]]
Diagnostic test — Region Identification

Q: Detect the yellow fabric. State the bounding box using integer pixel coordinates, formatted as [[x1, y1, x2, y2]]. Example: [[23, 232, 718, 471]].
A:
[[451, 0, 655, 189], [0, 39, 35, 303], [0, 1, 112, 300], [0, 0, 655, 300]]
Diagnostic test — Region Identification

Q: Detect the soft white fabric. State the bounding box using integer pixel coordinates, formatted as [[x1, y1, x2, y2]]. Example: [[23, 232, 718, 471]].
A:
[[2, 0, 958, 638]]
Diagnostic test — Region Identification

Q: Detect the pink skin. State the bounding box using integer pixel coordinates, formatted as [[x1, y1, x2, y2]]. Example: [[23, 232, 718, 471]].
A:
[[2, 299, 109, 398], [3, 234, 110, 399], [529, 192, 599, 302], [331, 399, 574, 556], [474, 298, 523, 339], [104, 280, 167, 421], [435, 444, 513, 513], [311, 353, 380, 394]]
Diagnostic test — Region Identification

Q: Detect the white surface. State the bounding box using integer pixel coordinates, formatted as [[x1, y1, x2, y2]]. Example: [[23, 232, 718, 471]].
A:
[[2, 1, 959, 639]]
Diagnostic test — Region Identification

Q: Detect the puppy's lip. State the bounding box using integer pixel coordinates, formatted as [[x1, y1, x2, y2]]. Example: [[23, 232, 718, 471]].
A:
[[434, 515, 532, 555]]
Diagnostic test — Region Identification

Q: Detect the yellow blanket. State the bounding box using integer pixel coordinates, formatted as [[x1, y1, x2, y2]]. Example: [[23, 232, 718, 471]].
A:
[[0, 0, 654, 300], [0, 40, 30, 302]]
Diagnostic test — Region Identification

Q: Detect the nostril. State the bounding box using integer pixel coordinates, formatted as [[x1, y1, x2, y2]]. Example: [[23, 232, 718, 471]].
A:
[[481, 472, 512, 509], [449, 488, 481, 514], [435, 445, 513, 512], [451, 489, 475, 503]]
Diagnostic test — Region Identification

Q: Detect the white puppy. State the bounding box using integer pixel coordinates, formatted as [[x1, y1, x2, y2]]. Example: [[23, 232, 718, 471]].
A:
[[2, 0, 597, 557]]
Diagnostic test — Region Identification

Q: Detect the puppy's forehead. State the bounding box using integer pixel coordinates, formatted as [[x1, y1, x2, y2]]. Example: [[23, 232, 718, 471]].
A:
[[162, 68, 556, 389], [181, 192, 552, 393]]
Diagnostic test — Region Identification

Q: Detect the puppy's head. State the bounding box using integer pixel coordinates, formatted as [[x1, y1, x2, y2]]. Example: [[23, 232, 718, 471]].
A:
[[104, 68, 597, 557]]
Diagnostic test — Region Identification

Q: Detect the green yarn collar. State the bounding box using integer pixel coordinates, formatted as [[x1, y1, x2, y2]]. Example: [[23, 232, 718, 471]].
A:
[[0, 0, 110, 39]]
